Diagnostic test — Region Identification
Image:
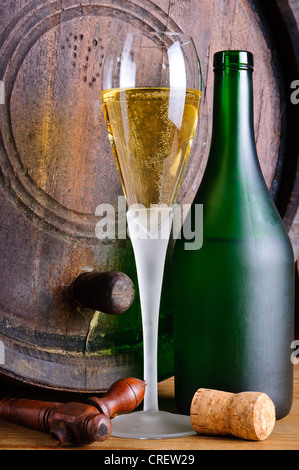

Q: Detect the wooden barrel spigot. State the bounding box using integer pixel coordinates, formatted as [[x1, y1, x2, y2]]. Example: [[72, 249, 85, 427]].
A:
[[88, 377, 146, 418], [71, 270, 135, 315], [0, 377, 146, 445], [0, 398, 112, 446]]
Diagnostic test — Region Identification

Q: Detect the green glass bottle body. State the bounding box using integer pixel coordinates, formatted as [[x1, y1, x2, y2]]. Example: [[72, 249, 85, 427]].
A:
[[172, 51, 294, 420]]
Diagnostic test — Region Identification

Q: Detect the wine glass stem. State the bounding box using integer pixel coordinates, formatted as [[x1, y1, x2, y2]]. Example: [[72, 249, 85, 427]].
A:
[[140, 253, 161, 412], [127, 210, 173, 412]]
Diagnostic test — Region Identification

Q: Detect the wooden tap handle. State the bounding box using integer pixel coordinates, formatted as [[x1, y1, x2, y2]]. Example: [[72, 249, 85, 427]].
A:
[[0, 397, 56, 433], [0, 398, 112, 446], [71, 270, 135, 314], [88, 377, 146, 418], [47, 402, 112, 445]]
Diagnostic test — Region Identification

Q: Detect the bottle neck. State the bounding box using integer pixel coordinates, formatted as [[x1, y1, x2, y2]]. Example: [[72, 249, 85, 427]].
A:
[[210, 66, 255, 153], [194, 63, 266, 211]]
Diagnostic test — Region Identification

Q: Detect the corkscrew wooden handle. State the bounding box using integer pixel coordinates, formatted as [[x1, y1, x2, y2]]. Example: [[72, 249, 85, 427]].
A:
[[71, 270, 135, 314], [88, 377, 146, 418]]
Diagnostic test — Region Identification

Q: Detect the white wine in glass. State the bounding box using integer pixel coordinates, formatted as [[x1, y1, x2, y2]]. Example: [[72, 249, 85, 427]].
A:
[[101, 31, 202, 439], [102, 87, 201, 207]]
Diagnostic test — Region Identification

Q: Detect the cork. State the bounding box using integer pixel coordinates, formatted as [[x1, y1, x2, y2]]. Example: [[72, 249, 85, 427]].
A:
[[190, 388, 276, 441]]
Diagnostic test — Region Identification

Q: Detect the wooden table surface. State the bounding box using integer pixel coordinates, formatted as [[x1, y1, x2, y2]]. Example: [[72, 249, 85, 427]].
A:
[[1, 365, 299, 451]]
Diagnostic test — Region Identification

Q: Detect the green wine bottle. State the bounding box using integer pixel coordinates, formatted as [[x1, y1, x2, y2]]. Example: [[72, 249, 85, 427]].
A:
[[172, 50, 294, 420]]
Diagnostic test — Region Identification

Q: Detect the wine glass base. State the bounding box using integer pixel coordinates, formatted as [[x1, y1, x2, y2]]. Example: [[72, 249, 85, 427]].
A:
[[111, 410, 196, 439]]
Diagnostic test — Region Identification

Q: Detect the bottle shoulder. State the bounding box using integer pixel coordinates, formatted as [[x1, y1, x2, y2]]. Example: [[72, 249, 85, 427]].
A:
[[189, 158, 290, 243]]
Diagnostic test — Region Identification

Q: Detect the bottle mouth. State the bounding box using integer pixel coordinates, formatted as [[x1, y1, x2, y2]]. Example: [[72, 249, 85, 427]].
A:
[[213, 50, 254, 70]]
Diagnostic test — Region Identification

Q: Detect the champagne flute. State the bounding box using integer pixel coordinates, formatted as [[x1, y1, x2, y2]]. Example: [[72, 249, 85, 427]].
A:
[[101, 31, 202, 439]]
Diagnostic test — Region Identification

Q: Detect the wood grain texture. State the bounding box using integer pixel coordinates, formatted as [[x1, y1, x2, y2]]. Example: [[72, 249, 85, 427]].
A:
[[0, 365, 299, 450], [0, 0, 298, 392]]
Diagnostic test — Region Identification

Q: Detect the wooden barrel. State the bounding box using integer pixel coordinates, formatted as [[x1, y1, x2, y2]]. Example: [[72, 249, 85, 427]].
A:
[[0, 0, 298, 392]]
